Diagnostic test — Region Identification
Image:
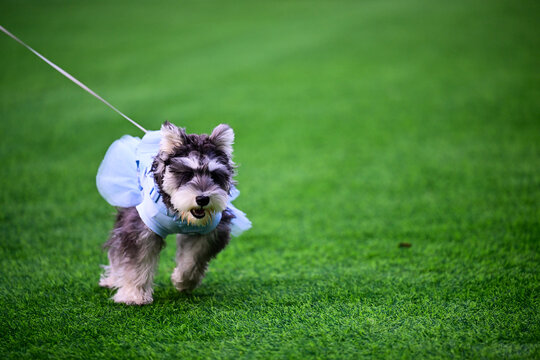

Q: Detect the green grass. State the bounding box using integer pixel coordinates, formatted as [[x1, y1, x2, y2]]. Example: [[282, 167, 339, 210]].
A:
[[0, 0, 539, 358]]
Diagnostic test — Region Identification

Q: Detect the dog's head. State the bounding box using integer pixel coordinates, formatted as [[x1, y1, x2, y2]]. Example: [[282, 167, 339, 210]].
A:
[[152, 121, 235, 226]]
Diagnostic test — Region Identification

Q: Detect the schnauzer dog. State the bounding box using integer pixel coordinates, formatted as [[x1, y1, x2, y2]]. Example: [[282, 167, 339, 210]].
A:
[[97, 122, 250, 305]]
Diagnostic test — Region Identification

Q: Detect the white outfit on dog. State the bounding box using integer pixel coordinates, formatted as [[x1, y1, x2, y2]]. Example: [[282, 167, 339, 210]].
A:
[[96, 130, 251, 238]]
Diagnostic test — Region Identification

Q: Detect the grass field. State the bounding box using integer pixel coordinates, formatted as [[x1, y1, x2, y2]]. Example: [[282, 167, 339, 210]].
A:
[[0, 0, 539, 358]]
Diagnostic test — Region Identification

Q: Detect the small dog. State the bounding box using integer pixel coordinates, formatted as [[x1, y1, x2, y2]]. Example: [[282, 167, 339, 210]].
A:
[[97, 122, 250, 305]]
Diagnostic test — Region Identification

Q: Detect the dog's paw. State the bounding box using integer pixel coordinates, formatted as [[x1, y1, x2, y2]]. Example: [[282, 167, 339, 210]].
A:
[[99, 276, 115, 288], [172, 281, 198, 292], [171, 270, 200, 292], [99, 266, 117, 288], [113, 286, 153, 305]]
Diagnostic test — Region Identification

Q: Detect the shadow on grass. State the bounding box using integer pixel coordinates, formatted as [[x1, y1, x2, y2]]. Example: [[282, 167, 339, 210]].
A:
[[148, 273, 424, 309], [94, 274, 371, 309]]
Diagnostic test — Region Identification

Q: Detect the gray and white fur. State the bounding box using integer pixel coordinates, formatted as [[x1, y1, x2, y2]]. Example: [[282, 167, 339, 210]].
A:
[[100, 122, 237, 305]]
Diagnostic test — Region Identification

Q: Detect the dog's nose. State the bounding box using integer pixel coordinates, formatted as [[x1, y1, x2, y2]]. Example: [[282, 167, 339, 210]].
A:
[[196, 196, 210, 206]]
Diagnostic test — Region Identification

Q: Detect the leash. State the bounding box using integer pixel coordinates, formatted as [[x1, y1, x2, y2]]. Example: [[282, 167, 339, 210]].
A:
[[0, 25, 147, 133]]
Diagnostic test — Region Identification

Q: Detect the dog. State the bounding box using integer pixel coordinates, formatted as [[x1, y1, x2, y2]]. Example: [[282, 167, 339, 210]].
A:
[[97, 122, 251, 305]]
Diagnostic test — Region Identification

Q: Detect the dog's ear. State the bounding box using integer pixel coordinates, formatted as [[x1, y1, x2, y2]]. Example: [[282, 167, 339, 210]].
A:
[[210, 124, 234, 157], [160, 121, 186, 155]]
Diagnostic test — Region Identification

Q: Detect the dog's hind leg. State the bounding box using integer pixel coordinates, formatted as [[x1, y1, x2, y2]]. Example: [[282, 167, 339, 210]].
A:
[[171, 215, 232, 292], [100, 207, 165, 305]]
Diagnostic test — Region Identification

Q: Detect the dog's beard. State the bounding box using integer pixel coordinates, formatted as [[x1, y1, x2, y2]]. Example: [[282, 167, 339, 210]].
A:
[[163, 171, 229, 226], [171, 186, 228, 226]]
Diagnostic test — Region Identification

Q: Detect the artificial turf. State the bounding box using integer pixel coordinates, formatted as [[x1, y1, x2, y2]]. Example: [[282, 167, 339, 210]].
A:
[[0, 0, 538, 358]]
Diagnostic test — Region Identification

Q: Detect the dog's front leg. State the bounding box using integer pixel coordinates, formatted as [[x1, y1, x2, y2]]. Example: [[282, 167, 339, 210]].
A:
[[111, 234, 163, 305], [171, 225, 230, 292], [100, 208, 165, 305]]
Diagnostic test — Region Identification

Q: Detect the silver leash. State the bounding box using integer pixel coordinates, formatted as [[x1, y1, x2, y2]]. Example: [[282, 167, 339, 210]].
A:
[[0, 25, 147, 133]]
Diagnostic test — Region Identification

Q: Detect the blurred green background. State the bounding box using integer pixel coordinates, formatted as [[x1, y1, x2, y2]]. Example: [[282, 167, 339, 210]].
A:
[[0, 0, 538, 358]]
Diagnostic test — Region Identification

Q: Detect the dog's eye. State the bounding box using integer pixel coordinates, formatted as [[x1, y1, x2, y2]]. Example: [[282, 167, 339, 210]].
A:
[[181, 170, 194, 183], [175, 169, 193, 184], [210, 170, 228, 188]]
